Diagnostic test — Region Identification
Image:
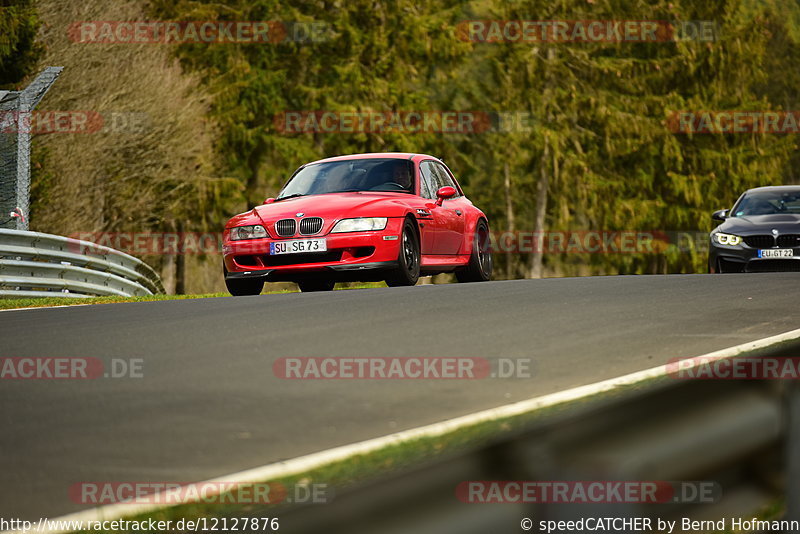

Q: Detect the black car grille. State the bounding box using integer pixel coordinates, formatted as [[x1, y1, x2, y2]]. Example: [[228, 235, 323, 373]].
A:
[[777, 234, 800, 248], [743, 235, 775, 248], [748, 259, 800, 272], [299, 217, 323, 235], [262, 251, 342, 267], [275, 219, 296, 237], [742, 234, 800, 248]]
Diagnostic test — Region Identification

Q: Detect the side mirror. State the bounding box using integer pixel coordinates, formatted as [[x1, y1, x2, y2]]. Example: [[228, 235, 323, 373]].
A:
[[711, 209, 728, 222], [264, 198, 275, 204], [435, 186, 457, 206]]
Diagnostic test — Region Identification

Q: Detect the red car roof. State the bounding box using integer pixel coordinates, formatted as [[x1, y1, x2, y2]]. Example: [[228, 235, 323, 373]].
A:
[[308, 152, 439, 165]]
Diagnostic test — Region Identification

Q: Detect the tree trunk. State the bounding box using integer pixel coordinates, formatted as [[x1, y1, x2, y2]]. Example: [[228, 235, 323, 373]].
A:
[[503, 161, 515, 279], [529, 46, 557, 279], [175, 220, 186, 294], [175, 250, 186, 294], [529, 134, 549, 279], [161, 254, 176, 295]]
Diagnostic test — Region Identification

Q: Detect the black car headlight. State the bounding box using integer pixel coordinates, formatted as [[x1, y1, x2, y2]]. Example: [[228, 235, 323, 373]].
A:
[[712, 232, 742, 246]]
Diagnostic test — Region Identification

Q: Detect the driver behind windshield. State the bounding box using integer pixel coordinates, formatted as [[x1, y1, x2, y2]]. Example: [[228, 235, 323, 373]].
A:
[[393, 163, 413, 191], [736, 195, 781, 216], [363, 160, 412, 192]]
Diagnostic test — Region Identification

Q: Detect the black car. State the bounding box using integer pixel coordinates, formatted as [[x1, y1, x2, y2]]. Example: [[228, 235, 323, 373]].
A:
[[709, 186, 800, 273]]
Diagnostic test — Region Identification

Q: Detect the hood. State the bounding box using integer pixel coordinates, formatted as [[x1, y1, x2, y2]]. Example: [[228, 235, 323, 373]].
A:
[[225, 209, 262, 229], [225, 192, 414, 229], [253, 192, 412, 221], [718, 213, 800, 235]]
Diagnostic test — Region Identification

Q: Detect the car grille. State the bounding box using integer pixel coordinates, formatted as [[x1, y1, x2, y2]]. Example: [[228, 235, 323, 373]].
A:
[[747, 259, 800, 272], [777, 234, 800, 248], [299, 217, 323, 235], [275, 219, 296, 237], [743, 235, 775, 248]]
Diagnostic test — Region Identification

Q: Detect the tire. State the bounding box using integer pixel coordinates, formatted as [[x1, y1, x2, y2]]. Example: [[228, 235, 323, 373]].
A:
[[456, 220, 493, 283], [297, 279, 336, 292], [385, 219, 421, 287], [224, 269, 265, 296]]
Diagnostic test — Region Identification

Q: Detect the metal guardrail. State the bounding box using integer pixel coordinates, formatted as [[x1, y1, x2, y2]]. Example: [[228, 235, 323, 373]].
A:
[[0, 229, 164, 297]]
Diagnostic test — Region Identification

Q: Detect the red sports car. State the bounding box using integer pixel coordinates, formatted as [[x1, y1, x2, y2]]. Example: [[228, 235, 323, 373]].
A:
[[222, 152, 492, 294]]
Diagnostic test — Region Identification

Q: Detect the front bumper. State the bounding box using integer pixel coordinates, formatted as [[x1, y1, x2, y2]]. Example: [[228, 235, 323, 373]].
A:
[[709, 242, 800, 273], [223, 219, 403, 282]]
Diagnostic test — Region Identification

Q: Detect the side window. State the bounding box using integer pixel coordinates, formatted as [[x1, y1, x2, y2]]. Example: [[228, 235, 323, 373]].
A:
[[419, 161, 438, 199], [432, 162, 461, 197]]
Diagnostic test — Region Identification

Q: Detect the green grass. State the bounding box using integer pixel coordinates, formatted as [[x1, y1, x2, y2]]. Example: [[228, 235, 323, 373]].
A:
[[0, 293, 231, 310], [0, 282, 387, 310]]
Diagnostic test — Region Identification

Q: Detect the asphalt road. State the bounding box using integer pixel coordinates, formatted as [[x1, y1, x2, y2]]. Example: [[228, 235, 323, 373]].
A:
[[1, 273, 799, 520]]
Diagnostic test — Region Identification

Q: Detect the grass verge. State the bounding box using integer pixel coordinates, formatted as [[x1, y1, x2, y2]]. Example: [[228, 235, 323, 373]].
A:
[[0, 283, 386, 310]]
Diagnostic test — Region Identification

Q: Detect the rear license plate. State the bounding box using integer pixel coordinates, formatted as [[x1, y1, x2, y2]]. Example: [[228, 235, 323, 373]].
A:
[[758, 248, 794, 258], [270, 239, 327, 255]]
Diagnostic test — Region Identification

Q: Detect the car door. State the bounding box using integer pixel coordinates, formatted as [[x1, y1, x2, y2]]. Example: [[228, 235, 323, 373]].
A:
[[416, 161, 439, 255], [429, 161, 466, 254]]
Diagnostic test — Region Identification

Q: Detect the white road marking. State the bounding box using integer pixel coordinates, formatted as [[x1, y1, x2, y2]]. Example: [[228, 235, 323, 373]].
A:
[[0, 304, 91, 313]]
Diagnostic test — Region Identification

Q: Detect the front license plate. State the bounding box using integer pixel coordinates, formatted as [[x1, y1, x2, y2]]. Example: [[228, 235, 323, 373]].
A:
[[270, 238, 327, 255], [758, 248, 794, 258]]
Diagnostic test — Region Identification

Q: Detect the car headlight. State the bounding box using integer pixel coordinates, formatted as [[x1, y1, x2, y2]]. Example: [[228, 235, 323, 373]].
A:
[[713, 232, 742, 246], [331, 217, 388, 233], [230, 225, 268, 241]]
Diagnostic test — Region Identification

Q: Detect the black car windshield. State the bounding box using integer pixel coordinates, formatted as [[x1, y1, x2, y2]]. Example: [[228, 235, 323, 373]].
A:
[[277, 158, 414, 200], [732, 189, 800, 216]]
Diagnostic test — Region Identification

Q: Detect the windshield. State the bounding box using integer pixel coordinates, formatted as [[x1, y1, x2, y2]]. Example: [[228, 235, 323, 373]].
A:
[[277, 158, 414, 200], [731, 189, 800, 216]]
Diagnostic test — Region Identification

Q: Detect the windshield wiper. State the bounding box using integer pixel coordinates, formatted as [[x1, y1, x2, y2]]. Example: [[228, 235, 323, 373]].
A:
[[274, 193, 307, 202], [276, 190, 362, 201]]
